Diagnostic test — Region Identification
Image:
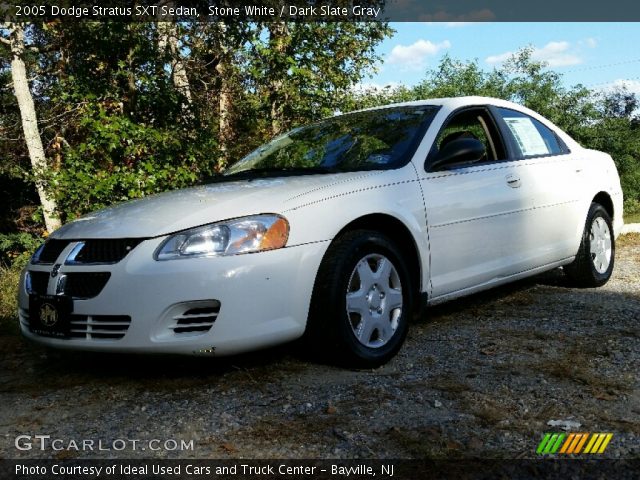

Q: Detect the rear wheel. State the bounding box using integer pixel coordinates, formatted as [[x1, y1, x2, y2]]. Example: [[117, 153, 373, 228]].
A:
[[565, 203, 615, 287], [305, 230, 413, 368]]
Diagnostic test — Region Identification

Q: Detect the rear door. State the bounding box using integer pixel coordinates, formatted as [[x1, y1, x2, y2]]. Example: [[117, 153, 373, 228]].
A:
[[493, 107, 584, 266]]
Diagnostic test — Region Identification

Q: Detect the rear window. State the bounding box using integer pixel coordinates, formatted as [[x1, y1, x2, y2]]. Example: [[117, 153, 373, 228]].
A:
[[497, 108, 565, 158]]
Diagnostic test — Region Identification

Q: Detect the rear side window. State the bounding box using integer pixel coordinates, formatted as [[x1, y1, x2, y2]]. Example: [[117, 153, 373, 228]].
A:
[[497, 108, 565, 158]]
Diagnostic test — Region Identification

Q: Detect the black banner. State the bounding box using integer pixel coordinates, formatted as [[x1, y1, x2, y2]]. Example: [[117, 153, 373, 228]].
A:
[[2, 459, 640, 480], [2, 0, 640, 22]]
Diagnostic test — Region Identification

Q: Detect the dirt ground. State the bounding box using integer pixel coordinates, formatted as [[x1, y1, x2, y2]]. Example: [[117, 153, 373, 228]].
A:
[[1, 235, 639, 460]]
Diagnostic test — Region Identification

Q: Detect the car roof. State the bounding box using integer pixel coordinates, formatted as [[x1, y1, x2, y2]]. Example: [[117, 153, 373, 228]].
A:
[[354, 96, 529, 113], [351, 96, 581, 150]]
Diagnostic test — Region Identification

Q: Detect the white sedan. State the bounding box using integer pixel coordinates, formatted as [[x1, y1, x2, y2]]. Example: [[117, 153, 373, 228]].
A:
[[19, 96, 623, 367]]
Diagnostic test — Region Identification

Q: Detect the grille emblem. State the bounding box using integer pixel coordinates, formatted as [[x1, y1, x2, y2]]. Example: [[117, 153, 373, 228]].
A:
[[51, 263, 61, 278], [39, 303, 58, 326]]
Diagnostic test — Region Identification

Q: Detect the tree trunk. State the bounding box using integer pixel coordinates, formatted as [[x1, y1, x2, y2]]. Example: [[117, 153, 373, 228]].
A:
[[157, 16, 192, 105], [125, 25, 137, 115], [8, 24, 61, 232], [268, 23, 290, 136], [211, 23, 232, 167], [216, 56, 231, 166]]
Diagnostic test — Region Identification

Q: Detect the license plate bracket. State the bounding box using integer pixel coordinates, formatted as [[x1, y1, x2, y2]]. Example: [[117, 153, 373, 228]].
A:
[[28, 294, 73, 338]]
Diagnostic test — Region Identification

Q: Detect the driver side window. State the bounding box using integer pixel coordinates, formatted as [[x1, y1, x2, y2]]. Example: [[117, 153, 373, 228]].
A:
[[433, 108, 506, 164]]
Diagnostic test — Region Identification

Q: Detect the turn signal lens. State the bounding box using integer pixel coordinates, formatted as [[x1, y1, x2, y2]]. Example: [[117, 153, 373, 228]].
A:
[[260, 217, 289, 251]]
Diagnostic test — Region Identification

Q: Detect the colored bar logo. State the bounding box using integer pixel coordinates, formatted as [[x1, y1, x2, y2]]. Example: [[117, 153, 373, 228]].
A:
[[537, 433, 613, 455]]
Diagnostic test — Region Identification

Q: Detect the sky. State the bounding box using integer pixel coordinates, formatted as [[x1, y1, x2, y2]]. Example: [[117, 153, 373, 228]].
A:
[[364, 23, 640, 96]]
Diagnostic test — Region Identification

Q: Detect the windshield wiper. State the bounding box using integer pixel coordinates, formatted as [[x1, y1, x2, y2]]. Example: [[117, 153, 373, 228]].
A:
[[203, 166, 339, 184], [231, 166, 339, 176]]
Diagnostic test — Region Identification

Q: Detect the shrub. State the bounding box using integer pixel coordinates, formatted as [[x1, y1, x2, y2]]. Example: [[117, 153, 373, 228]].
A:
[[0, 232, 41, 267], [0, 256, 26, 333]]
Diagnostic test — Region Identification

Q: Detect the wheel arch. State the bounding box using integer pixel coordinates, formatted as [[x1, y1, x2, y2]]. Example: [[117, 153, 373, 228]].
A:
[[592, 191, 614, 218], [333, 213, 423, 298]]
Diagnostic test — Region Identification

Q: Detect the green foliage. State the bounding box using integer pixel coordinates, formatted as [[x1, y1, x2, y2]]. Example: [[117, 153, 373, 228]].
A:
[[0, 232, 38, 327], [1, 20, 392, 224], [0, 233, 41, 267], [52, 104, 217, 220], [0, 260, 23, 331], [584, 94, 640, 214]]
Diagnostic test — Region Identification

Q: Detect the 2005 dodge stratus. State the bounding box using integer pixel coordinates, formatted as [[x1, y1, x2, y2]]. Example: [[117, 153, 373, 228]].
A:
[[19, 97, 623, 367]]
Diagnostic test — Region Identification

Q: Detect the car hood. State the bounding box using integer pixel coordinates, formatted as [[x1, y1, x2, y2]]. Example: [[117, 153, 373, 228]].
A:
[[52, 171, 384, 239]]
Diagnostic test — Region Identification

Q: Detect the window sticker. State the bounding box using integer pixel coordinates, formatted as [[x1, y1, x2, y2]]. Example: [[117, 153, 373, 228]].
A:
[[503, 117, 550, 156]]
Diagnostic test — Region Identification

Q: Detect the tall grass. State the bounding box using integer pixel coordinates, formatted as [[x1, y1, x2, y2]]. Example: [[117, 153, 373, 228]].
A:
[[0, 260, 24, 334]]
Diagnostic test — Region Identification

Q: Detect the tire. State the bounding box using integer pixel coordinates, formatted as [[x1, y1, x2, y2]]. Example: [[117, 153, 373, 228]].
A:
[[564, 203, 615, 288], [305, 230, 413, 368]]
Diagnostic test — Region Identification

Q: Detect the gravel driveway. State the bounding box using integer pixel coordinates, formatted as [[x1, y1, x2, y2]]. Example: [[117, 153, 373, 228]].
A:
[[1, 234, 638, 460]]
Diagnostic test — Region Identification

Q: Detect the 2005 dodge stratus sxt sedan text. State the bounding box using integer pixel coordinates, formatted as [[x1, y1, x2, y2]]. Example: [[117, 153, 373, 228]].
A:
[[19, 97, 623, 367]]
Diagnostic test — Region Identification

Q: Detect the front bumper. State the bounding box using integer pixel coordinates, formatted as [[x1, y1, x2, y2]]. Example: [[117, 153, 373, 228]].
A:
[[18, 238, 329, 355]]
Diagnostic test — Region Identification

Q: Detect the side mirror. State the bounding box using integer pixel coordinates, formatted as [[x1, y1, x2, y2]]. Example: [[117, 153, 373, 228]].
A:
[[429, 138, 486, 171]]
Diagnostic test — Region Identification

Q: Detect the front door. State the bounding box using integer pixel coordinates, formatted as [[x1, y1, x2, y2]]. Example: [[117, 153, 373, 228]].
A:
[[420, 106, 531, 299]]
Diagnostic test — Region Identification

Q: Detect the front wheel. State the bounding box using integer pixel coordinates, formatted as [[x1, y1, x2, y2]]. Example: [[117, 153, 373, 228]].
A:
[[305, 230, 413, 368], [564, 203, 615, 287]]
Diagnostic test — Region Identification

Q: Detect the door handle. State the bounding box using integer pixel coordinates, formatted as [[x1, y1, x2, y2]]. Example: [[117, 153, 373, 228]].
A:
[[506, 174, 521, 188]]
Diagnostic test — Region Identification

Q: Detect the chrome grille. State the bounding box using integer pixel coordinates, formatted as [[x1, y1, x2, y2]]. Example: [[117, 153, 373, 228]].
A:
[[64, 272, 111, 299], [35, 239, 70, 264], [69, 239, 143, 264], [21, 311, 130, 341], [27, 271, 49, 295], [68, 315, 131, 340], [27, 271, 110, 298], [33, 238, 144, 265], [171, 303, 220, 335]]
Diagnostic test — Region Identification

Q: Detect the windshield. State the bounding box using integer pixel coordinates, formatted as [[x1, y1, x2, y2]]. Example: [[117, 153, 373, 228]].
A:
[[224, 105, 439, 177]]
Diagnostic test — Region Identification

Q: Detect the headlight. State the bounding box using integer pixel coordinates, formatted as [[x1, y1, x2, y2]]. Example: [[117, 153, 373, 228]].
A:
[[154, 214, 289, 260]]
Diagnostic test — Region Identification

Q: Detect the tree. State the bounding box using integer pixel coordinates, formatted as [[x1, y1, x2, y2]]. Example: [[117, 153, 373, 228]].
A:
[[1, 23, 60, 232], [185, 21, 253, 164], [156, 3, 193, 108], [247, 22, 393, 136], [1, 20, 393, 229]]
